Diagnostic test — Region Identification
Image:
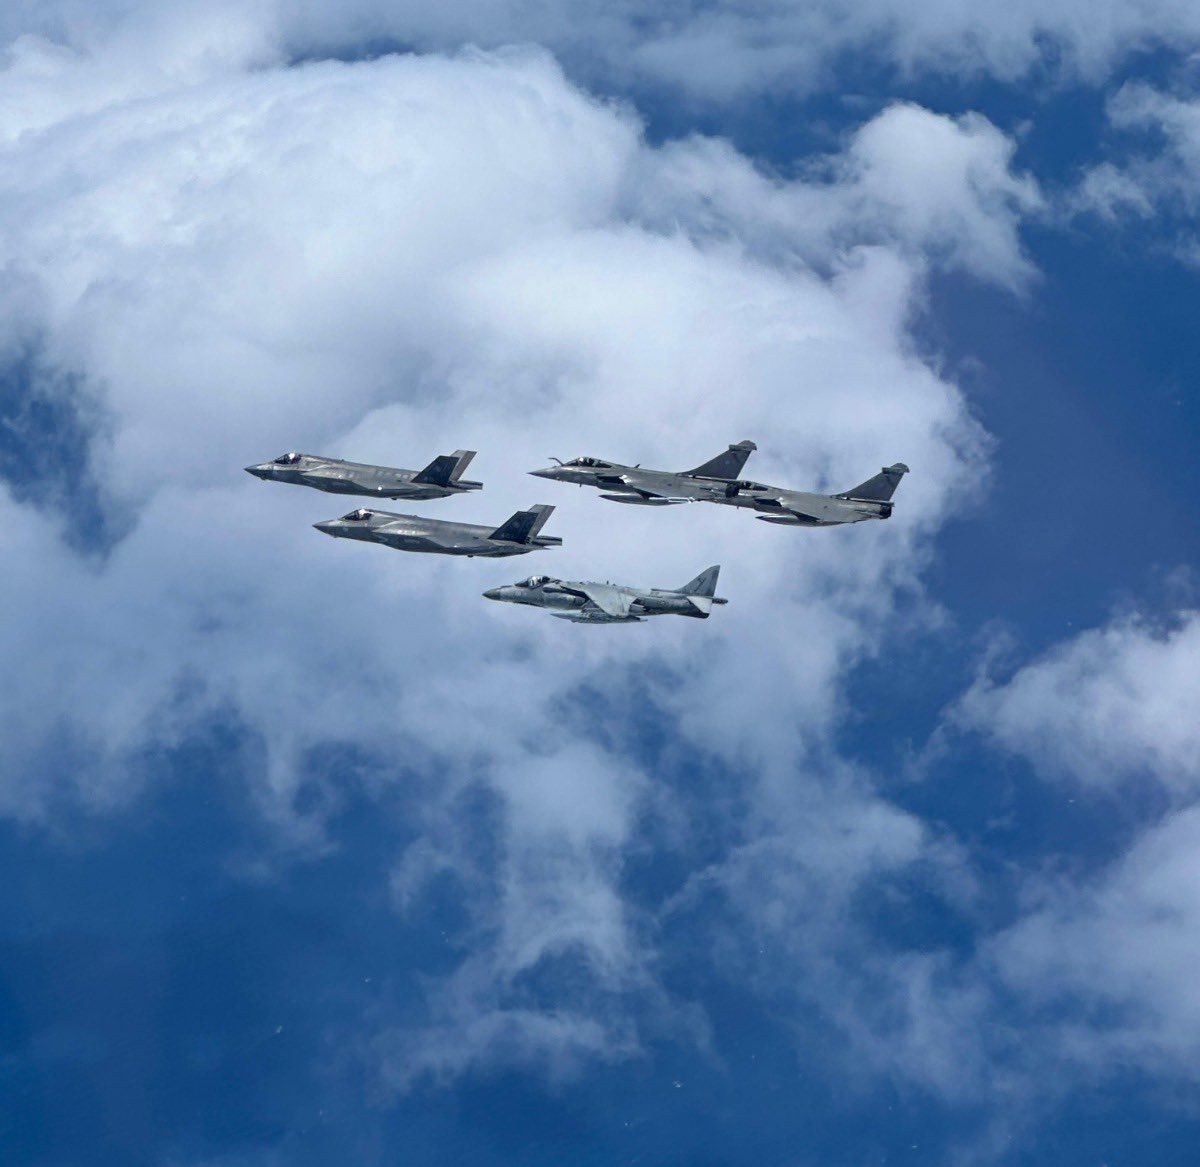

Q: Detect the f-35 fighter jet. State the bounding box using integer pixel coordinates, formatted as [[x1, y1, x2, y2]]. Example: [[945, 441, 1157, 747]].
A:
[[245, 449, 480, 500], [483, 565, 726, 623], [312, 504, 560, 557], [530, 442, 908, 526]]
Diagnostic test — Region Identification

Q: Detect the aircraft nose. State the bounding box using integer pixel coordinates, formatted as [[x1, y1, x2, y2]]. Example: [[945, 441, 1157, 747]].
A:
[[482, 588, 503, 601], [528, 467, 559, 480], [244, 464, 270, 479], [313, 520, 339, 536]]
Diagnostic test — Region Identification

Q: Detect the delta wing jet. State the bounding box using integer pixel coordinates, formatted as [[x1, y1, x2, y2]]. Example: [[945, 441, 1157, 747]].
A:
[[740, 462, 910, 526], [245, 449, 480, 500], [530, 441, 758, 507], [312, 504, 561, 557], [484, 565, 726, 623], [530, 442, 908, 526]]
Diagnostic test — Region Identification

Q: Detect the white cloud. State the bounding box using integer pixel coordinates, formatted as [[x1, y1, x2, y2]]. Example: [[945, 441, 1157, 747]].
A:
[[7, 0, 1200, 103], [957, 610, 1200, 794], [1070, 81, 1200, 258], [994, 805, 1200, 1077], [635, 103, 1041, 290], [0, 30, 1034, 1087], [959, 605, 1200, 1082]]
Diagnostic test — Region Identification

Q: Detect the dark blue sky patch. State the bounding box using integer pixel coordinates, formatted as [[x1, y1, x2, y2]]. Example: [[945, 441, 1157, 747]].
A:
[[0, 341, 115, 553], [915, 242, 1200, 654]]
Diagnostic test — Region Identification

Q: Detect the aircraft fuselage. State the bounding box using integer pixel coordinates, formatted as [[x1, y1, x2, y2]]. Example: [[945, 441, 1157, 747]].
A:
[[246, 453, 481, 500]]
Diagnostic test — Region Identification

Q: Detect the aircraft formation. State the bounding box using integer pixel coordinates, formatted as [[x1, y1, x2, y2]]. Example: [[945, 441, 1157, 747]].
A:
[[246, 442, 908, 624]]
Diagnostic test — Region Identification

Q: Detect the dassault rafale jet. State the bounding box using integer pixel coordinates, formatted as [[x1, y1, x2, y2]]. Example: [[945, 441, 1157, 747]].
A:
[[530, 442, 909, 526], [312, 504, 561, 557], [484, 565, 726, 623], [245, 449, 480, 500]]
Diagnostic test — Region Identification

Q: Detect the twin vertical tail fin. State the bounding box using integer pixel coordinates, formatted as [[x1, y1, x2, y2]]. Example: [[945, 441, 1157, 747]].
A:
[[684, 440, 757, 480], [412, 449, 480, 488], [490, 504, 559, 544], [837, 463, 909, 502]]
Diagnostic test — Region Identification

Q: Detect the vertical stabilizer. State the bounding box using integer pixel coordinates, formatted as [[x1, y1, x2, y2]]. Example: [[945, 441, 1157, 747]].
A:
[[413, 449, 479, 486], [684, 441, 757, 480], [678, 565, 720, 596], [446, 449, 477, 482], [836, 463, 909, 502], [490, 504, 556, 543]]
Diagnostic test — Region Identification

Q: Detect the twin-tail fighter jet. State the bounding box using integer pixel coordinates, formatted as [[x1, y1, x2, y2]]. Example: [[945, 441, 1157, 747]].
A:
[[484, 565, 726, 623], [530, 441, 909, 526], [245, 449, 480, 500], [313, 504, 561, 558]]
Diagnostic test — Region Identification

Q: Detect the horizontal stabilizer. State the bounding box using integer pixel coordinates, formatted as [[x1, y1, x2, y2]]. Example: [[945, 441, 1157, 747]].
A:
[[684, 440, 757, 480], [490, 504, 555, 544], [837, 462, 909, 502], [412, 449, 479, 487]]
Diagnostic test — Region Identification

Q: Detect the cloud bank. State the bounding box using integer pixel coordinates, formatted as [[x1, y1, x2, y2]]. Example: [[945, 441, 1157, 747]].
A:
[[0, 20, 1041, 1091], [10, 0, 1200, 102]]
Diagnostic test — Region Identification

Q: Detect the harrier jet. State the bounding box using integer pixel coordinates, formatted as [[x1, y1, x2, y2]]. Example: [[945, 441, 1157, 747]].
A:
[[484, 565, 726, 623], [245, 449, 480, 500], [312, 504, 560, 557], [530, 442, 908, 526]]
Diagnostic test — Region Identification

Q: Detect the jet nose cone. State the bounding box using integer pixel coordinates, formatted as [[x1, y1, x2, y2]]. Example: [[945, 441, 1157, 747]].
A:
[[313, 520, 339, 536], [244, 464, 270, 479], [482, 588, 503, 601], [528, 467, 558, 480]]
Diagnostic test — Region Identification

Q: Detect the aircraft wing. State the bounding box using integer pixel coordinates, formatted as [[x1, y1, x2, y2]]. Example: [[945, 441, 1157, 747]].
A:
[[591, 472, 696, 505], [557, 582, 636, 618]]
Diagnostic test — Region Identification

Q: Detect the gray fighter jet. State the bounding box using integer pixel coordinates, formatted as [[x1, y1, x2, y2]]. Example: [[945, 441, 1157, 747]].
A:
[[245, 449, 480, 499], [530, 442, 909, 526], [484, 565, 726, 623], [313, 504, 560, 557]]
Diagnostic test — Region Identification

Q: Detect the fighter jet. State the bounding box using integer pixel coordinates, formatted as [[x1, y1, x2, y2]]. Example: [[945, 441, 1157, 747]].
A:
[[484, 565, 726, 623], [530, 442, 908, 526], [245, 449, 480, 500], [530, 441, 760, 507], [312, 504, 561, 557]]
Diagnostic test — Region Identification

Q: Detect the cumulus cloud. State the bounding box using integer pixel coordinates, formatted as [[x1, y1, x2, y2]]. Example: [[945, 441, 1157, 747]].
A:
[[957, 610, 1200, 795], [637, 103, 1041, 290], [957, 605, 1200, 1084], [994, 805, 1200, 1078], [1070, 80, 1200, 259], [0, 23, 1038, 1088]]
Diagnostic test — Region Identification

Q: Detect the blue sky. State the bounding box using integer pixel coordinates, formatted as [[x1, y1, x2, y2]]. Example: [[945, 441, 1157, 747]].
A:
[[2, 4, 1199, 1165]]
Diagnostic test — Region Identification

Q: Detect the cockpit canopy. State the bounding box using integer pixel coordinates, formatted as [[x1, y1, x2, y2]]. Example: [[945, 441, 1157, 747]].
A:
[[519, 575, 549, 588], [273, 452, 303, 465], [565, 456, 610, 468], [341, 508, 372, 521]]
